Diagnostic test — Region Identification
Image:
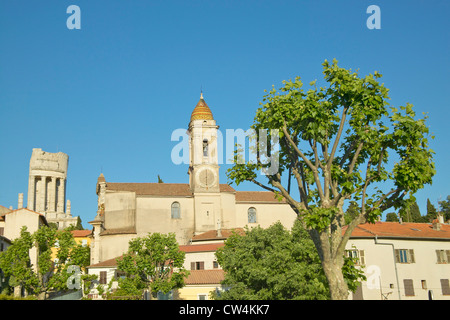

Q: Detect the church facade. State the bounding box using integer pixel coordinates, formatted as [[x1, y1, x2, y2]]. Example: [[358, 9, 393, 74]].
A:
[[89, 95, 297, 264]]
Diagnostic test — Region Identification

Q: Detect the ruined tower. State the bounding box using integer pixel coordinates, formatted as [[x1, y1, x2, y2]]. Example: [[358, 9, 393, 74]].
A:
[[27, 148, 78, 229]]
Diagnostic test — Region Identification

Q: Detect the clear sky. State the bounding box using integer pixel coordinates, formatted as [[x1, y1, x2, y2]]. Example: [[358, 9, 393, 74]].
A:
[[0, 0, 448, 229]]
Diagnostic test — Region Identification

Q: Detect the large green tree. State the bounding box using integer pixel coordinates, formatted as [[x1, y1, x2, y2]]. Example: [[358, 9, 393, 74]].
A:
[[0, 227, 39, 296], [214, 222, 330, 300], [116, 233, 189, 299], [0, 226, 90, 299], [227, 59, 435, 299]]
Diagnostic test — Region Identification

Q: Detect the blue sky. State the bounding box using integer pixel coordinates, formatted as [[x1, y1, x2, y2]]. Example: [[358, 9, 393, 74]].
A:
[[0, 0, 448, 228]]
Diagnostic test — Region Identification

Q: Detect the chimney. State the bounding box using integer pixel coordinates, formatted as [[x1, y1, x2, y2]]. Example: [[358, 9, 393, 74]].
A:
[[18, 193, 23, 209], [437, 213, 444, 224], [432, 219, 441, 231]]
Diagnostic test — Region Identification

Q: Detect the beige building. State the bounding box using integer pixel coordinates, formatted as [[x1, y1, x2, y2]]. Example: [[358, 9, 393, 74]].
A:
[[89, 94, 297, 265], [346, 219, 450, 300], [0, 207, 49, 274]]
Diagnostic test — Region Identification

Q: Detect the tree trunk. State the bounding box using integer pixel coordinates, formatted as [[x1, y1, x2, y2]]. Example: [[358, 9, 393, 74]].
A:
[[322, 258, 349, 300]]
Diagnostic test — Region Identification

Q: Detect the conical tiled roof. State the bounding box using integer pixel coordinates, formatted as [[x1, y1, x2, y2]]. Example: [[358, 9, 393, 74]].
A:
[[190, 93, 214, 122]]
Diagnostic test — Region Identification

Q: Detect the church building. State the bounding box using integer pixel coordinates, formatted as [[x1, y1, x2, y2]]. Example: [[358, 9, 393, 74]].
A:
[[89, 94, 296, 264]]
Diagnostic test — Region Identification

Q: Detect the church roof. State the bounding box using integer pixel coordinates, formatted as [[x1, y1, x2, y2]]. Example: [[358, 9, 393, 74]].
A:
[[190, 93, 214, 122], [104, 181, 287, 204], [105, 182, 234, 196], [235, 191, 287, 203]]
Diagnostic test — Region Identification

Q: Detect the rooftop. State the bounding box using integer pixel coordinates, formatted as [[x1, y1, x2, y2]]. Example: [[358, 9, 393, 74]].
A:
[[190, 93, 214, 122], [347, 221, 450, 240]]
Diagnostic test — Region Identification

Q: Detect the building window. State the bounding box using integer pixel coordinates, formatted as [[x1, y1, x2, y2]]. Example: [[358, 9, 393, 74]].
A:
[[99, 271, 107, 285], [213, 261, 219, 269], [403, 279, 415, 296], [203, 139, 208, 157], [395, 249, 415, 264], [421, 280, 427, 290], [436, 250, 450, 264], [191, 261, 205, 270], [248, 207, 257, 223], [345, 249, 365, 266], [441, 279, 450, 295], [81, 239, 88, 247], [171, 202, 181, 219], [198, 294, 207, 300]]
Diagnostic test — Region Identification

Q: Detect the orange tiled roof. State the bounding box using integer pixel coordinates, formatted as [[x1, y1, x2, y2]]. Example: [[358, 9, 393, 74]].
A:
[[348, 221, 450, 240], [192, 228, 245, 241], [105, 182, 235, 196], [184, 269, 225, 285], [87, 256, 120, 268], [71, 229, 92, 237], [179, 243, 225, 253], [235, 191, 286, 203]]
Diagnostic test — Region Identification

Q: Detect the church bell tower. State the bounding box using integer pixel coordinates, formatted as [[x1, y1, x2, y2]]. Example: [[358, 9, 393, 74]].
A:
[[187, 93, 220, 193]]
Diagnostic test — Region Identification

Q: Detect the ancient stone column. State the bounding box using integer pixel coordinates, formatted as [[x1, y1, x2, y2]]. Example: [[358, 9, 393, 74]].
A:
[[49, 177, 57, 212], [57, 178, 65, 213], [67, 199, 71, 216], [27, 175, 36, 211], [40, 176, 47, 212]]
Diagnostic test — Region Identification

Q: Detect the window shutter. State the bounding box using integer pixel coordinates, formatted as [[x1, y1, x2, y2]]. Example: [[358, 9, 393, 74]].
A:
[[409, 249, 415, 263], [441, 279, 450, 295], [100, 271, 107, 284], [446, 250, 450, 263], [403, 279, 415, 296], [394, 249, 400, 263], [436, 250, 442, 263], [359, 250, 365, 265], [191, 262, 196, 270], [199, 261, 205, 270]]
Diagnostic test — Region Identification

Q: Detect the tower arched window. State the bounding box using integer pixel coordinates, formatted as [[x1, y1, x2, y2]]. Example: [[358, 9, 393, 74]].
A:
[[203, 139, 208, 157], [248, 207, 257, 223], [171, 202, 181, 219]]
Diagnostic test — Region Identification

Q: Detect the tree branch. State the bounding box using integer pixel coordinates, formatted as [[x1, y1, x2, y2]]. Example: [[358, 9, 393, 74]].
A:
[[327, 106, 348, 169]]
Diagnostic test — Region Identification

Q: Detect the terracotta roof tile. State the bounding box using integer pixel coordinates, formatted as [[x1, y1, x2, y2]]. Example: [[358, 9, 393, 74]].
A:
[[179, 243, 225, 253], [105, 182, 235, 196], [192, 228, 245, 241], [184, 269, 225, 285], [235, 191, 286, 203], [87, 256, 121, 268], [347, 221, 450, 240], [71, 229, 92, 237]]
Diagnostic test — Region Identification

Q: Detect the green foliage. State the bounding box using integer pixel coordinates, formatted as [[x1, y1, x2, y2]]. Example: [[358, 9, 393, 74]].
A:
[[385, 212, 399, 222], [426, 198, 438, 221], [213, 221, 330, 300], [107, 276, 146, 299], [438, 196, 450, 221], [0, 227, 39, 295], [344, 201, 360, 225], [64, 217, 84, 231], [116, 233, 188, 298], [342, 254, 367, 292], [0, 226, 91, 298], [226, 59, 435, 299], [399, 200, 426, 222]]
